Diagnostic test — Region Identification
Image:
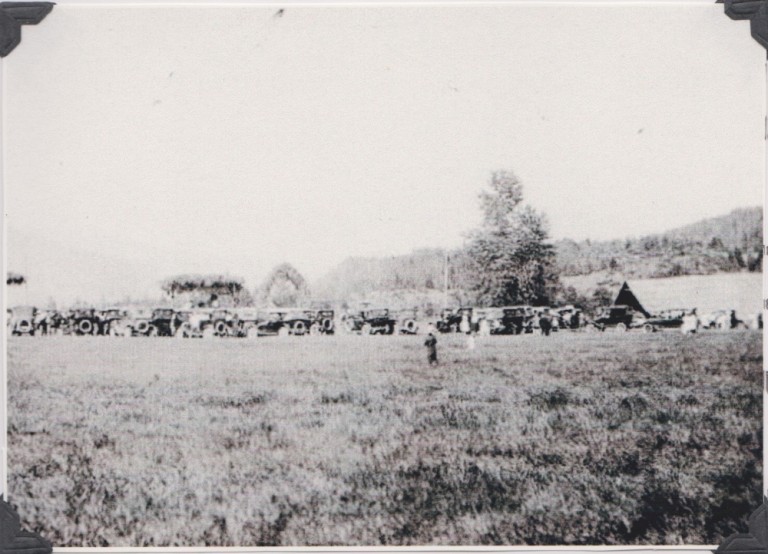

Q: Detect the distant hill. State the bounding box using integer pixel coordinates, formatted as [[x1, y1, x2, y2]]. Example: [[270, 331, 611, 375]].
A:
[[313, 207, 762, 309], [313, 248, 471, 310], [555, 207, 762, 279]]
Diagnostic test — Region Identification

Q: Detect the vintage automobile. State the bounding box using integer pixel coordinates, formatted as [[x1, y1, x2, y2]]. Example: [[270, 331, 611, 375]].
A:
[[309, 309, 335, 335], [435, 307, 473, 334], [9, 306, 37, 336], [69, 308, 100, 335], [556, 306, 583, 330], [256, 309, 305, 337], [588, 305, 636, 332], [147, 308, 180, 336], [206, 308, 235, 337], [528, 307, 564, 333], [225, 307, 261, 338], [173, 309, 213, 338], [271, 308, 336, 336], [496, 306, 530, 335], [120, 308, 153, 336], [96, 308, 127, 336], [202, 307, 263, 339], [393, 308, 419, 335], [633, 309, 687, 333], [472, 307, 504, 335], [435, 308, 463, 333], [343, 308, 397, 335], [33, 309, 67, 335]]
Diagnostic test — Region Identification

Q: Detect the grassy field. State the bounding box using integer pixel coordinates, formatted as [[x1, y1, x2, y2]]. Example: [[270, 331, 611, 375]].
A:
[[6, 331, 763, 546]]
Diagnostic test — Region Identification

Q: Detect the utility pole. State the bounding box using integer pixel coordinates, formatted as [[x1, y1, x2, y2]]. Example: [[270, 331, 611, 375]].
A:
[[443, 250, 449, 308]]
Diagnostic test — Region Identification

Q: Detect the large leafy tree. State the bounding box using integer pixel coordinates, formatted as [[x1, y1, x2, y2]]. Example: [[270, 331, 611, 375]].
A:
[[258, 263, 309, 307], [466, 170, 558, 306]]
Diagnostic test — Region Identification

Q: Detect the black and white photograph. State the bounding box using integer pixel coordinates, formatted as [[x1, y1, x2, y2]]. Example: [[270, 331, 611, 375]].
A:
[[1, 1, 764, 547]]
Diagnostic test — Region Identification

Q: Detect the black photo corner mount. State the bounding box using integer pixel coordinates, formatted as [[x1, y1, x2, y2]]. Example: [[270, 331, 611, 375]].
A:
[[718, 0, 768, 51], [716, 499, 768, 554], [0, 496, 51, 554], [0, 4, 56, 544], [0, 2, 53, 57]]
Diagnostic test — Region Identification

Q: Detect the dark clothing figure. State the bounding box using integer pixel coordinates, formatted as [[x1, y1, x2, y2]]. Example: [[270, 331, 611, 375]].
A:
[[424, 334, 438, 365], [730, 310, 739, 329], [539, 316, 552, 336], [571, 312, 580, 329]]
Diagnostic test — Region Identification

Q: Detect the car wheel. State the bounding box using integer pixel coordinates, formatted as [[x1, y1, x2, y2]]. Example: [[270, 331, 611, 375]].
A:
[[78, 319, 93, 335], [214, 320, 229, 337]]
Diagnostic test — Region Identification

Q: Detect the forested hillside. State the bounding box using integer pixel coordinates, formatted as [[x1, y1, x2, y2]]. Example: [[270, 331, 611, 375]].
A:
[[313, 207, 762, 306], [313, 249, 471, 308], [556, 207, 762, 278]]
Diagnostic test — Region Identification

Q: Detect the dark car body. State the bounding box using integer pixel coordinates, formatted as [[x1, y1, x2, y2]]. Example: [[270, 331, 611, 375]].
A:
[[591, 305, 635, 331], [97, 308, 126, 335], [345, 308, 397, 335], [70, 308, 100, 335], [634, 309, 686, 332], [256, 310, 296, 336], [308, 309, 335, 335], [149, 308, 179, 336], [435, 308, 463, 333], [9, 306, 37, 336], [497, 306, 529, 335], [557, 307, 583, 330]]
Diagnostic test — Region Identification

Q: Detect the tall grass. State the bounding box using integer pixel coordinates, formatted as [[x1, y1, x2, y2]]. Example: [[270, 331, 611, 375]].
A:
[[7, 331, 761, 546]]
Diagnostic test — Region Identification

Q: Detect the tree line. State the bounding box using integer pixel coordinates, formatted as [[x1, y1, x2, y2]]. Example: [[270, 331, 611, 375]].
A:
[[556, 206, 762, 279], [157, 170, 561, 311], [18, 170, 757, 313]]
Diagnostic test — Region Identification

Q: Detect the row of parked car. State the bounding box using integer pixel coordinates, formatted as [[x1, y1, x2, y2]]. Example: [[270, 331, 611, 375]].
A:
[[6, 303, 759, 338], [5, 306, 429, 338], [587, 305, 763, 333], [433, 306, 583, 335], [432, 305, 762, 334], [6, 306, 338, 338]]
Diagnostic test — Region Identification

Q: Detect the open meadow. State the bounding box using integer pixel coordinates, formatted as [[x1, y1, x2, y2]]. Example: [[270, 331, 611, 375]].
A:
[[6, 331, 763, 546]]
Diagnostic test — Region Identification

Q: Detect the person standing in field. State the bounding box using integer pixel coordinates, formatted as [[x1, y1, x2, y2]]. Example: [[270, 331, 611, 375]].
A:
[[459, 313, 470, 334], [425, 332, 438, 365], [539, 309, 553, 336], [681, 308, 699, 334], [466, 330, 476, 351]]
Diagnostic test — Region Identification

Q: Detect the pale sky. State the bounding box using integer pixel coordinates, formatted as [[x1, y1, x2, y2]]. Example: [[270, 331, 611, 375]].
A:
[[2, 2, 764, 306]]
